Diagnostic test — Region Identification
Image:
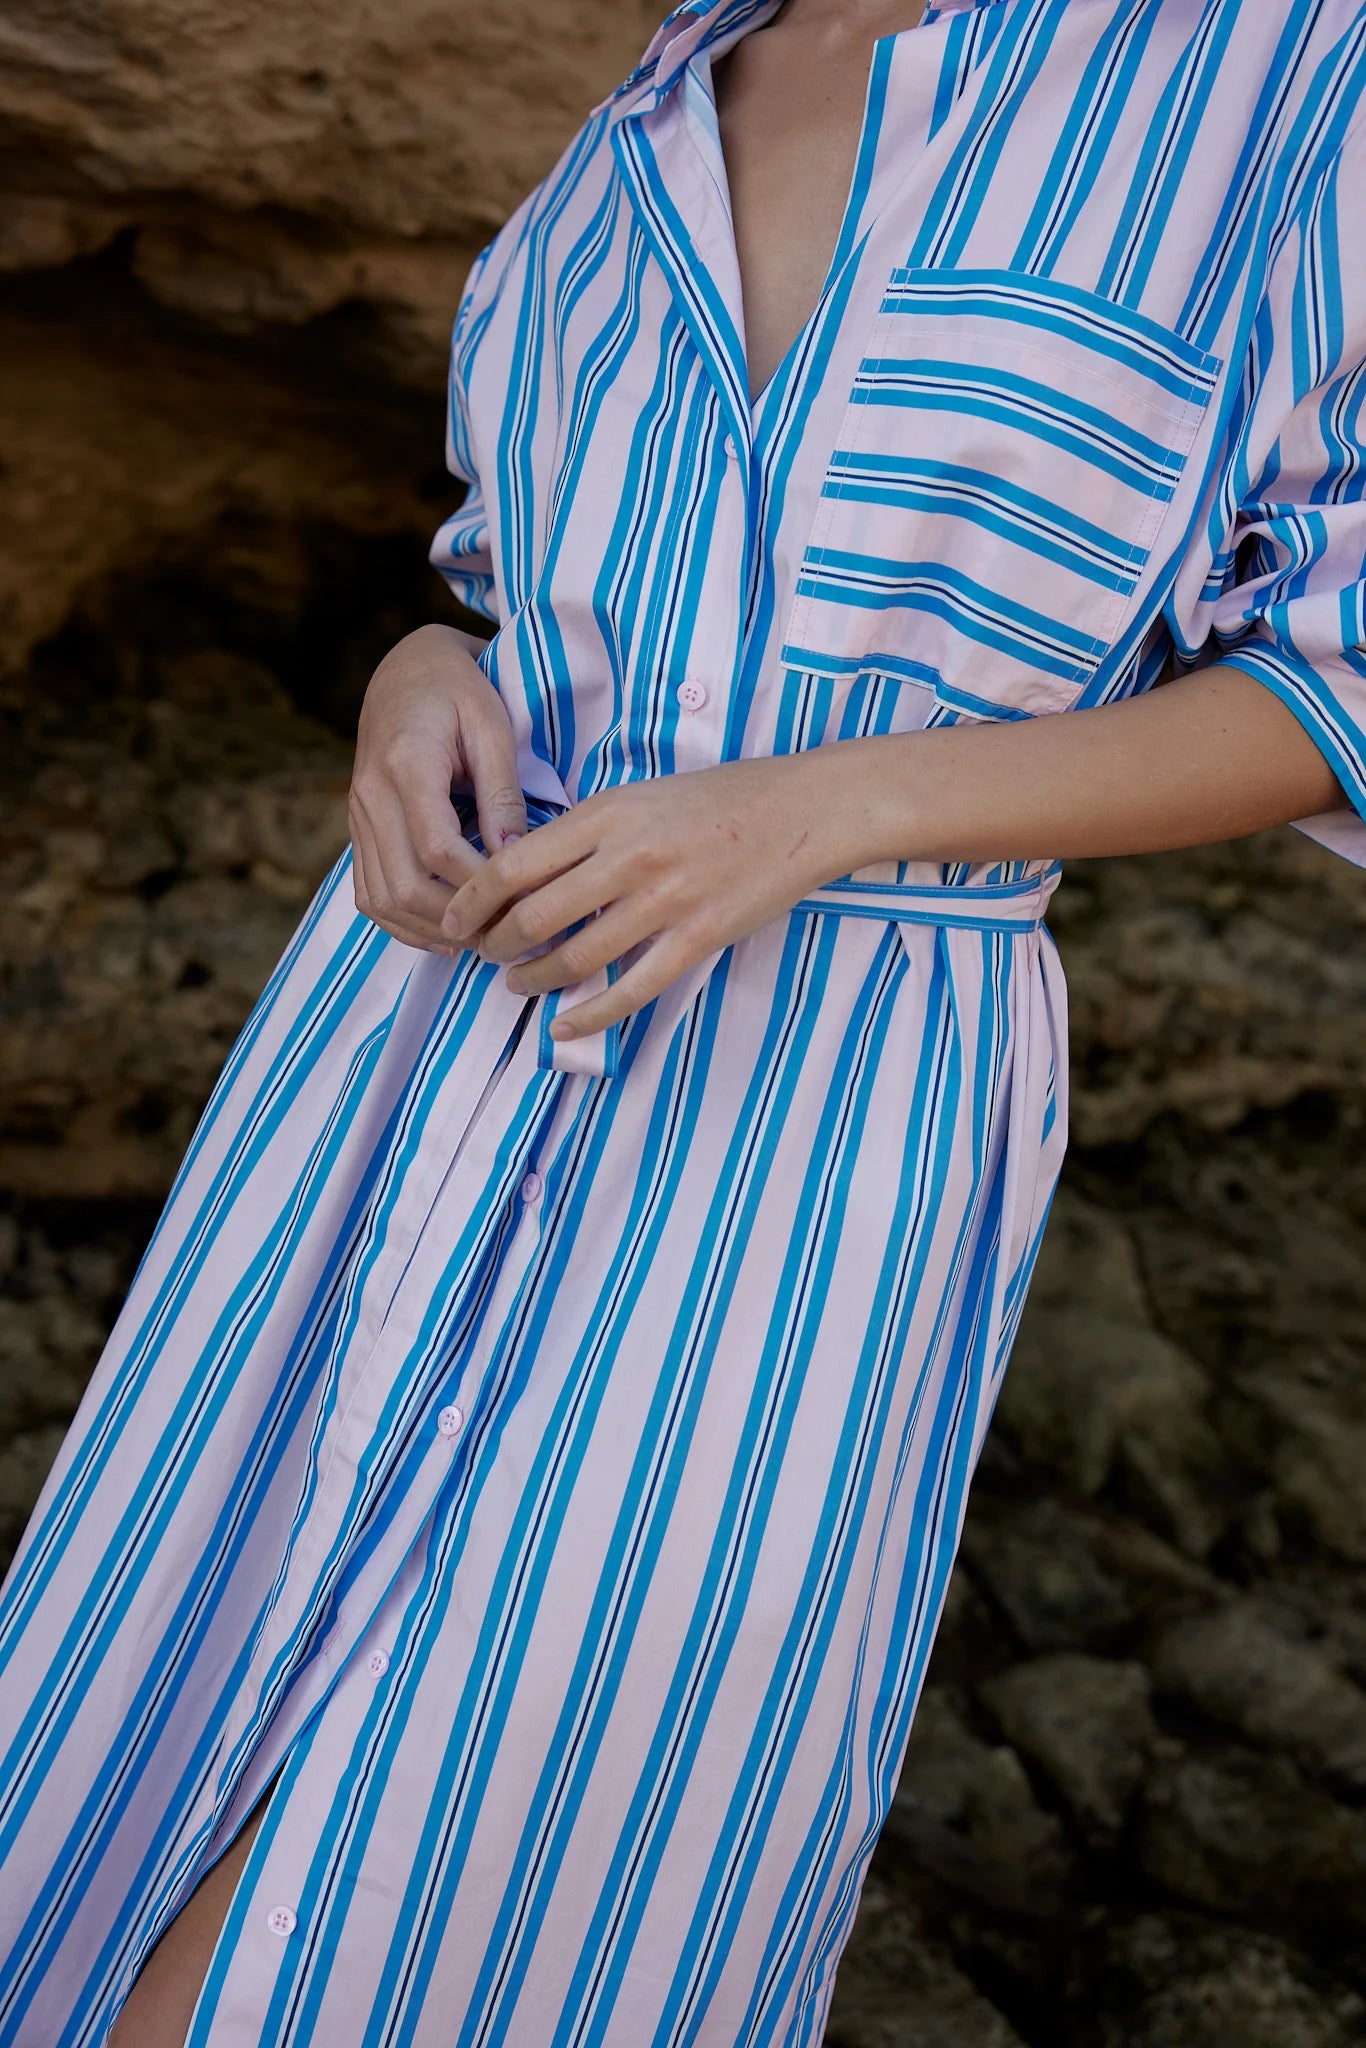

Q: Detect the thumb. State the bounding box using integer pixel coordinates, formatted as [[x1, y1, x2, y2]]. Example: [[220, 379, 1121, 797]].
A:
[[463, 705, 530, 852]]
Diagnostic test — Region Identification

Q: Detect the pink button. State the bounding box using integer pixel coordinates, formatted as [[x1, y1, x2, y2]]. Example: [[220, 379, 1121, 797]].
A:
[[520, 1170, 543, 1203], [723, 434, 740, 462], [266, 1904, 297, 1937], [437, 1404, 464, 1438], [367, 1648, 390, 1679], [677, 678, 708, 713]]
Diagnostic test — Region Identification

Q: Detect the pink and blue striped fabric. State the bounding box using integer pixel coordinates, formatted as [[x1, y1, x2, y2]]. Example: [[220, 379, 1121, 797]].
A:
[[2, 2, 1364, 2043]]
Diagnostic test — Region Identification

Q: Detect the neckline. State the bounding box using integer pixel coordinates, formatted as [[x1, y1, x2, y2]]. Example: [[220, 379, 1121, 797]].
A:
[[692, 12, 936, 422]]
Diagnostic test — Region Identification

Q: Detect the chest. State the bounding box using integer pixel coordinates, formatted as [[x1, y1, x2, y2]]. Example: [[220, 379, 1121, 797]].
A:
[[469, 0, 1324, 731], [710, 14, 928, 400]]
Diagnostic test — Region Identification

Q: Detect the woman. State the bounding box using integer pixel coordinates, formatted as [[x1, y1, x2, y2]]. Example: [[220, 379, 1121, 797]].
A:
[[2, 0, 1363, 2041]]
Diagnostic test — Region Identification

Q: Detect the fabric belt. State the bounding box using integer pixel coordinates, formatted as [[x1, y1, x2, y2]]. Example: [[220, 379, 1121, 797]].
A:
[[534, 857, 1064, 1080], [791, 863, 1063, 935]]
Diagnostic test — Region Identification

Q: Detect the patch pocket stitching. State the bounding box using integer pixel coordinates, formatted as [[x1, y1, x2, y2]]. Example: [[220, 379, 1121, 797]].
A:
[[1085, 369, 1212, 658], [782, 290, 903, 674]]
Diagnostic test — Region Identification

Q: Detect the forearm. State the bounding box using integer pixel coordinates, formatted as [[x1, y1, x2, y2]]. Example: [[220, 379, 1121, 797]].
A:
[[823, 659, 1350, 868]]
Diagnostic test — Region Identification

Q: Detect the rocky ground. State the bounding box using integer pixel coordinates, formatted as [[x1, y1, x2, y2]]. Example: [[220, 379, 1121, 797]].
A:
[[2, 0, 1365, 2039]]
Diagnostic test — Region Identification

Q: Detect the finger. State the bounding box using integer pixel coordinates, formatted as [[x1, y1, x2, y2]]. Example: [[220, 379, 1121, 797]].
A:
[[353, 806, 444, 949], [351, 798, 455, 952], [501, 897, 662, 994], [544, 932, 700, 1041], [352, 805, 409, 937], [391, 749, 488, 892], [351, 821, 372, 914], [460, 702, 530, 853], [474, 854, 630, 965], [362, 783, 477, 941], [441, 812, 597, 943]]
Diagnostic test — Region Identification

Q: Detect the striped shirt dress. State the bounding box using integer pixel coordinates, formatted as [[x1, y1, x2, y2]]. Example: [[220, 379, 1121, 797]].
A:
[[3, 1, 1366, 2043]]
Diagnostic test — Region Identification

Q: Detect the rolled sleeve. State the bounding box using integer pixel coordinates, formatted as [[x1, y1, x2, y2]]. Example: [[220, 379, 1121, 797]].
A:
[[428, 240, 501, 625], [1209, 114, 1366, 864]]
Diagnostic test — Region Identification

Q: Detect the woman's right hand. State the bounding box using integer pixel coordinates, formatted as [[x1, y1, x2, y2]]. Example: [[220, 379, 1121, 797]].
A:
[[349, 622, 529, 953]]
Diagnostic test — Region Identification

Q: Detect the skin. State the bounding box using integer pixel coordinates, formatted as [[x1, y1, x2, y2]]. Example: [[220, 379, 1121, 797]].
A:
[[111, 1, 1347, 2033], [107, 1771, 283, 2046]]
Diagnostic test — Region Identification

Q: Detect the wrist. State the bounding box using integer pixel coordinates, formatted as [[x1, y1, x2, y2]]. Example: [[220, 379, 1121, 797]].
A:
[[793, 734, 916, 877], [439, 622, 497, 663], [367, 625, 489, 712], [407, 621, 492, 669]]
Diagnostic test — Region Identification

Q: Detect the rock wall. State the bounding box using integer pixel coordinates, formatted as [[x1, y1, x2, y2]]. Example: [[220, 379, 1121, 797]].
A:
[[3, 5, 1365, 2045], [0, 0, 661, 664]]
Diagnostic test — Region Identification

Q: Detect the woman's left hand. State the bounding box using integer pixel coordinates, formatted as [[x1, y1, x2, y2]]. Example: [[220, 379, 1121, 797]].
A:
[[438, 750, 874, 1041]]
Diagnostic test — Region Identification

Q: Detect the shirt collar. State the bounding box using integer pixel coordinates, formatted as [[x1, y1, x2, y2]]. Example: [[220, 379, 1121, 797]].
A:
[[610, 0, 778, 114], [610, 0, 1005, 117]]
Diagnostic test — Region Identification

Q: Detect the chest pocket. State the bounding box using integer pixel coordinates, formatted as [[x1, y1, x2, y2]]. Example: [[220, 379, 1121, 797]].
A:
[[780, 268, 1223, 720]]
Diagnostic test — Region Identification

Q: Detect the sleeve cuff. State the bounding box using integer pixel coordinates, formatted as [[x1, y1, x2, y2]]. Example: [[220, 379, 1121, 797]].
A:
[[428, 509, 500, 625], [1219, 634, 1366, 869]]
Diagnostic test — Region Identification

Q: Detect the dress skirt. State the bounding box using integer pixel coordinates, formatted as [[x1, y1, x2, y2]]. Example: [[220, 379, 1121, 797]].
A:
[[0, 835, 1067, 2047]]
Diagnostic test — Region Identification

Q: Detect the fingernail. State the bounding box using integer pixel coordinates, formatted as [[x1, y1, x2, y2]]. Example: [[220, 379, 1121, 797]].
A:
[[506, 971, 528, 994], [500, 828, 524, 847]]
